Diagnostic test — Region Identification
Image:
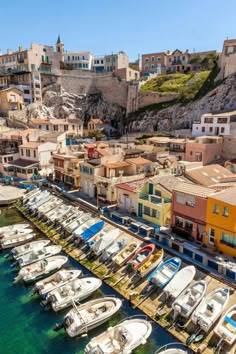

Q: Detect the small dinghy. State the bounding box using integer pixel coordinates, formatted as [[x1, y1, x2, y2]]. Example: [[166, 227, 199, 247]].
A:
[[54, 296, 122, 337], [84, 316, 152, 354], [16, 245, 62, 268], [33, 269, 83, 298], [0, 223, 29, 234], [0, 233, 35, 249], [148, 257, 182, 289], [44, 276, 102, 311], [60, 209, 80, 228], [214, 304, 236, 346], [26, 190, 51, 209], [113, 242, 139, 268], [13, 255, 68, 284], [37, 196, 61, 215], [163, 265, 196, 300], [127, 244, 156, 271], [22, 188, 40, 203], [191, 288, 230, 332], [172, 280, 207, 319], [154, 342, 190, 354], [11, 240, 51, 259], [46, 205, 72, 223], [101, 238, 127, 262], [77, 220, 105, 243], [90, 228, 120, 256], [137, 248, 164, 278]]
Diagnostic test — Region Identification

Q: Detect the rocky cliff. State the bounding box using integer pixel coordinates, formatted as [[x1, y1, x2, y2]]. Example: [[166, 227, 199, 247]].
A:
[[126, 74, 236, 133]]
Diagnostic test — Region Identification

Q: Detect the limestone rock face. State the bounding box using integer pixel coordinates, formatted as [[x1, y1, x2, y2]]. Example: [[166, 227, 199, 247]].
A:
[[127, 74, 236, 132]]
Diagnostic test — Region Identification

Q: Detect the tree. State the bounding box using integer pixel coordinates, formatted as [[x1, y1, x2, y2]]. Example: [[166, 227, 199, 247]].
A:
[[88, 129, 105, 141]]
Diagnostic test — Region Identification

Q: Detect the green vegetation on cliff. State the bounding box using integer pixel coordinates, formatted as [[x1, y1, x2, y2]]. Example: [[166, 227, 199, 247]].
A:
[[140, 71, 210, 101]]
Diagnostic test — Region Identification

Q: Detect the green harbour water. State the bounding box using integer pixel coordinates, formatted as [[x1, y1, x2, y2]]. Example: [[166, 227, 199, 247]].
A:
[[0, 207, 179, 354]]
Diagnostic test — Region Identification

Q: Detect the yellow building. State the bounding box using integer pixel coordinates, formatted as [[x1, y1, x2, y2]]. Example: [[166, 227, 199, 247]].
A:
[[206, 187, 236, 257], [0, 87, 24, 113], [138, 180, 172, 227]]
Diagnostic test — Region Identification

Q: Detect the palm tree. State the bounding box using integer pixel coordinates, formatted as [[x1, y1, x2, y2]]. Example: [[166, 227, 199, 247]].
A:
[[88, 129, 105, 141]]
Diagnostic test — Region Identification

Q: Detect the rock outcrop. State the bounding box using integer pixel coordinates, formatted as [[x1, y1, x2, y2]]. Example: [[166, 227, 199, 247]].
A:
[[127, 74, 236, 132]]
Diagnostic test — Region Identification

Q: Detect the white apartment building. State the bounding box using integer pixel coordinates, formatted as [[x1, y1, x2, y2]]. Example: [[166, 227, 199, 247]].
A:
[[64, 51, 94, 70], [192, 111, 236, 137], [92, 57, 105, 72]]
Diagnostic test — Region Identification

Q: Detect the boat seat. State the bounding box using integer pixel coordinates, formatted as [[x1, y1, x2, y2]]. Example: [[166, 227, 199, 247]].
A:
[[161, 267, 173, 279], [136, 254, 146, 263]]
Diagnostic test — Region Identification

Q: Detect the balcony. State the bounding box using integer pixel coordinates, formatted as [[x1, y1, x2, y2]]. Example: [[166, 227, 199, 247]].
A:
[[172, 60, 182, 65], [139, 192, 171, 204], [169, 146, 186, 152]]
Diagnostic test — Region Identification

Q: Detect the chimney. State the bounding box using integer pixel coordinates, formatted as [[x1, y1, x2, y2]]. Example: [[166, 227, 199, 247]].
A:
[[166, 50, 170, 55], [7, 49, 12, 55], [19, 45, 23, 52], [186, 49, 189, 54]]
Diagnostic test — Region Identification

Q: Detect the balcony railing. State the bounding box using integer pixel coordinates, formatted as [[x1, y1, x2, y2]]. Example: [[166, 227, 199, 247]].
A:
[[139, 192, 171, 204], [169, 147, 186, 152]]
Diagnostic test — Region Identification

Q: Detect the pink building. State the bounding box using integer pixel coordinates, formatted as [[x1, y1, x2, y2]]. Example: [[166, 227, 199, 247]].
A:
[[171, 182, 215, 242], [185, 136, 223, 165]]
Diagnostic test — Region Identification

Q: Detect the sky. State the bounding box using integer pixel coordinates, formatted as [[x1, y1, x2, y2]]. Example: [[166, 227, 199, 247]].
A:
[[1, 0, 236, 61]]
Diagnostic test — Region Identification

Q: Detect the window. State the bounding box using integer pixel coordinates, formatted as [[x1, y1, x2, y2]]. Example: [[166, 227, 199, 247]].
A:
[[151, 56, 155, 62], [208, 228, 215, 245], [157, 57, 161, 61], [190, 151, 193, 156], [41, 55, 44, 63], [185, 195, 195, 207], [169, 58, 172, 62], [33, 150, 36, 158], [176, 192, 185, 204], [227, 46, 234, 54], [221, 127, 225, 133], [196, 152, 202, 162], [144, 206, 151, 216], [209, 127, 213, 132], [21, 149, 24, 156], [221, 233, 236, 248], [213, 204, 219, 214], [145, 58, 149, 62], [182, 56, 185, 61], [31, 64, 35, 71], [175, 216, 183, 228], [151, 64, 155, 69], [222, 206, 229, 217], [43, 48, 47, 52], [53, 125, 58, 131], [185, 221, 193, 232], [202, 127, 205, 132], [26, 149, 30, 157], [152, 209, 157, 217], [144, 65, 149, 70]]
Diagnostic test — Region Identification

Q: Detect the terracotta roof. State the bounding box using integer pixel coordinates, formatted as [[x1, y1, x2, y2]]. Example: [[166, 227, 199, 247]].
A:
[[49, 119, 68, 125], [173, 182, 215, 198], [116, 178, 148, 193], [185, 164, 234, 186], [208, 182, 236, 190], [19, 142, 41, 148], [9, 159, 39, 167], [125, 157, 152, 165], [210, 187, 236, 205], [151, 175, 192, 192], [31, 119, 50, 125], [96, 148, 111, 156], [84, 144, 96, 149], [89, 118, 103, 124], [17, 129, 40, 136], [103, 162, 130, 169]]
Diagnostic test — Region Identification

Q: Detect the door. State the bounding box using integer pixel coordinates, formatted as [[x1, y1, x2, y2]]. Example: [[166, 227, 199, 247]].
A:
[[124, 196, 130, 210], [138, 203, 143, 217], [215, 127, 219, 135]]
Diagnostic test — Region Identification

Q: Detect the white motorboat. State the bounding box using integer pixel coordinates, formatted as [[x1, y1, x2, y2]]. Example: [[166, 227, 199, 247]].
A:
[[163, 265, 196, 300], [101, 238, 127, 262], [29, 194, 53, 212], [154, 342, 191, 354], [73, 218, 95, 238], [113, 241, 140, 268], [45, 277, 102, 311], [0, 223, 29, 234], [60, 209, 80, 228], [11, 240, 51, 259], [84, 316, 152, 354], [37, 196, 62, 215], [55, 296, 122, 337], [16, 245, 62, 268], [33, 269, 83, 298], [214, 304, 236, 346], [65, 212, 89, 233], [0, 233, 36, 249], [26, 190, 50, 208], [90, 228, 120, 256], [172, 280, 207, 319], [45, 204, 73, 223], [0, 228, 33, 239], [22, 188, 40, 203], [191, 288, 230, 332], [13, 255, 68, 284]]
